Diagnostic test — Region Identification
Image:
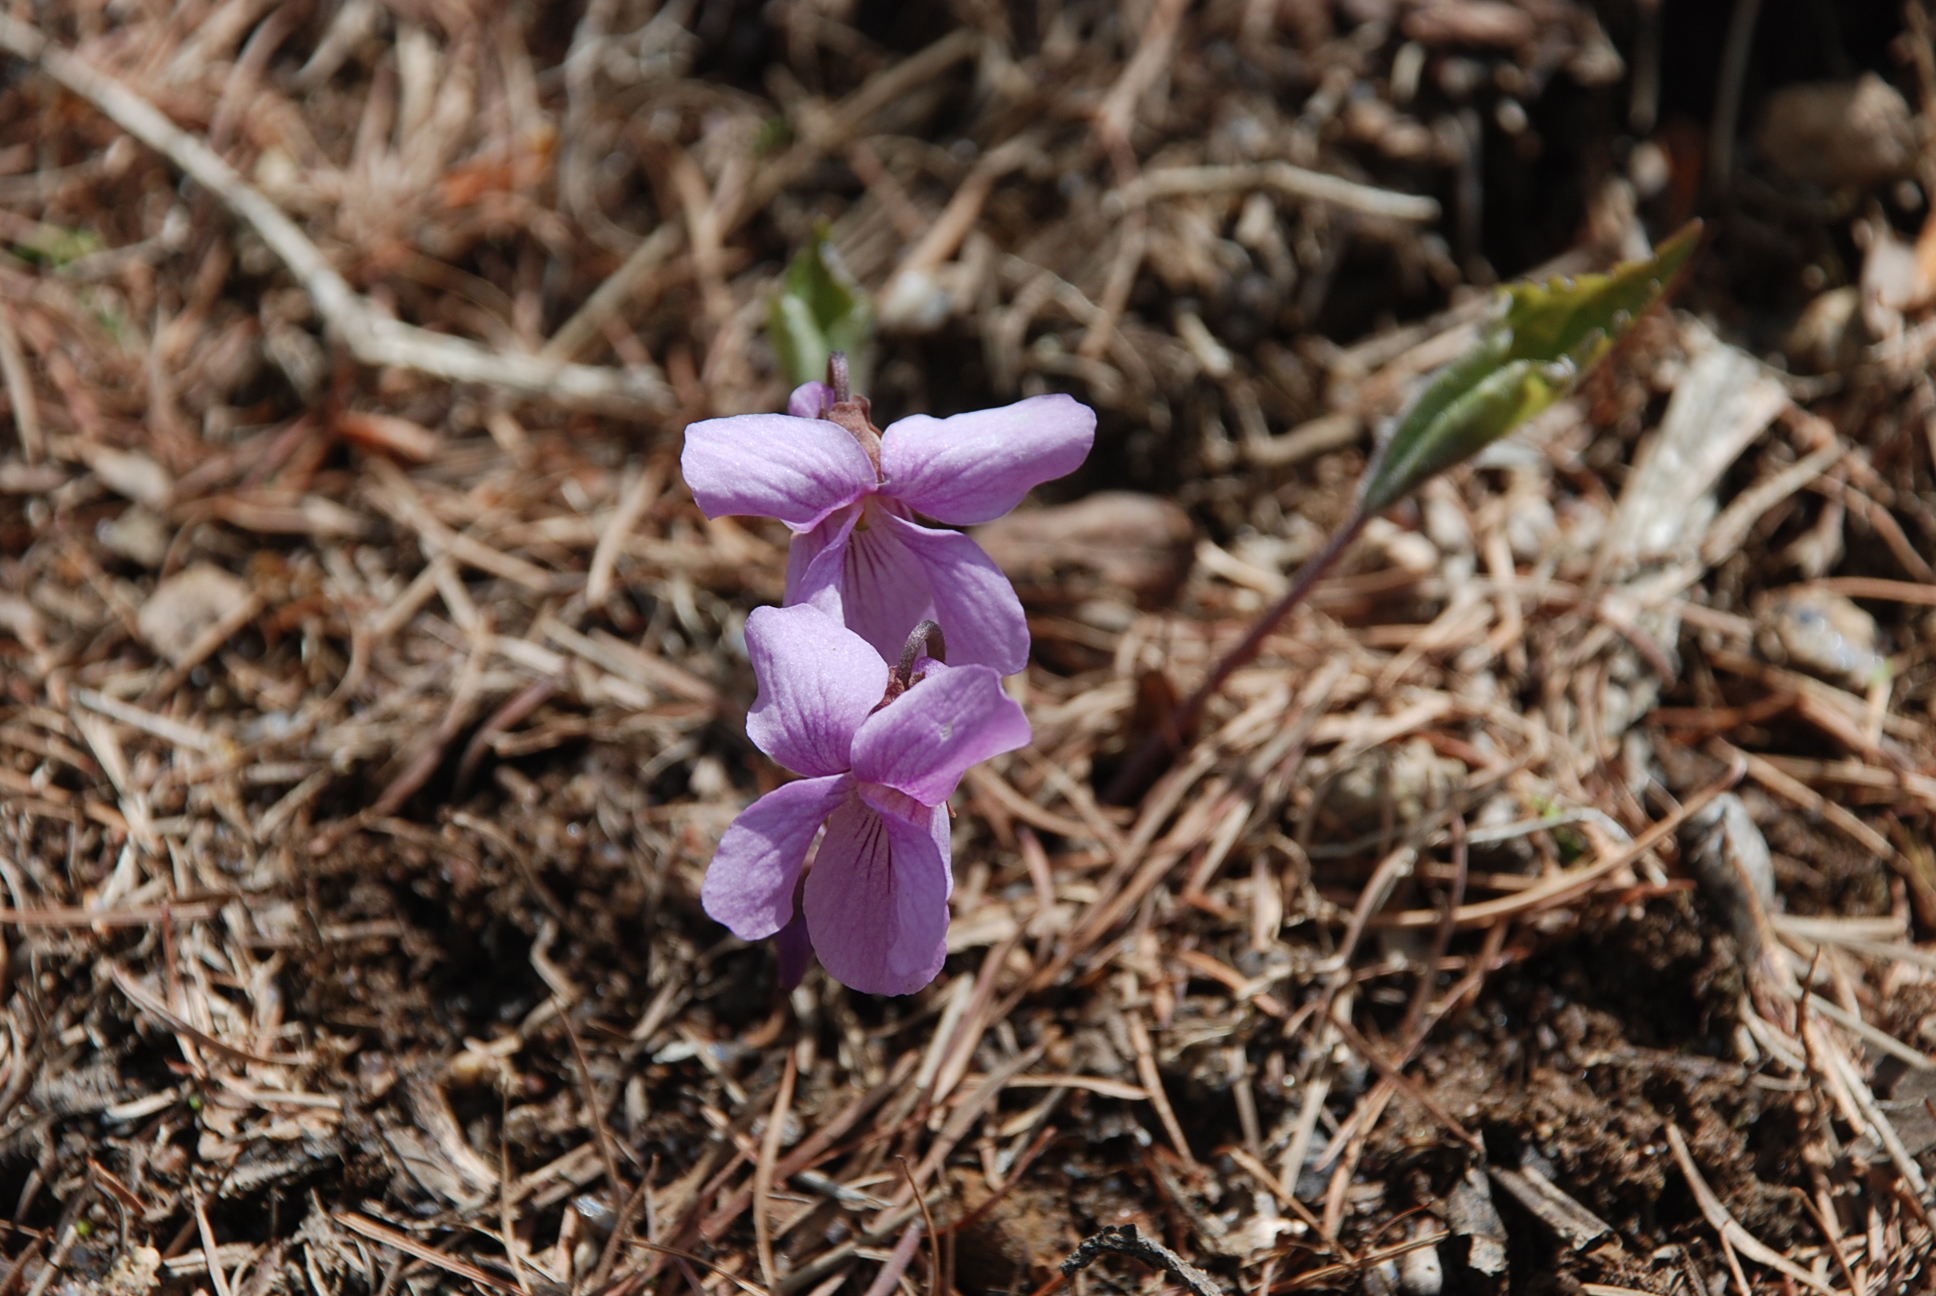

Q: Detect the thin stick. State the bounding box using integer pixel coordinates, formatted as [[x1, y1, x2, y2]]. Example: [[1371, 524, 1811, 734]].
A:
[[1273, 1232, 1449, 1291], [333, 1212, 522, 1293], [857, 1224, 924, 1296], [1128, 1010, 1195, 1168], [727, 30, 979, 233], [1123, 163, 1440, 221], [562, 1011, 628, 1214], [589, 1174, 655, 1294], [1222, 1144, 1348, 1259], [1079, 0, 1185, 361], [543, 222, 684, 363], [755, 1054, 798, 1295], [899, 1158, 940, 1296], [190, 1186, 235, 1296], [110, 963, 307, 1068], [1325, 1013, 1483, 1155], [454, 675, 562, 795], [1662, 1125, 1835, 1295], [1795, 1188, 1859, 1296], [1370, 762, 1743, 930], [587, 462, 666, 609], [498, 1088, 533, 1296], [0, 301, 41, 463], [0, 16, 671, 414]]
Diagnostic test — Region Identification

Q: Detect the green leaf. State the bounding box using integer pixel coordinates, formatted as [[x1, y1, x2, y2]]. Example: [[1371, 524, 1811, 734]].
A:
[[767, 229, 875, 390], [9, 222, 105, 269], [1360, 220, 1700, 515], [755, 115, 793, 155]]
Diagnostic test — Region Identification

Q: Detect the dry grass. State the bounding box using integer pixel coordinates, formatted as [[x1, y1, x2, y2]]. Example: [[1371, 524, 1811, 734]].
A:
[[1, 2, 1935, 1294]]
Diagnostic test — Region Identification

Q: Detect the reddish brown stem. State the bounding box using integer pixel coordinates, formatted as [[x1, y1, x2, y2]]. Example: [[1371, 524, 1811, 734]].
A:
[[1104, 508, 1370, 805]]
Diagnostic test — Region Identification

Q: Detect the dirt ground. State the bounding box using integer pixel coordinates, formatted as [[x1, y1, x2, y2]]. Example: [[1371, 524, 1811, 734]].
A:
[[2, 1, 1936, 1294]]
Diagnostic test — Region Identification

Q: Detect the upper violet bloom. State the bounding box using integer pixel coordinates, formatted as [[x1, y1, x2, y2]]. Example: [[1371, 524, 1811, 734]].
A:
[[681, 369, 1094, 675], [702, 604, 1030, 995]]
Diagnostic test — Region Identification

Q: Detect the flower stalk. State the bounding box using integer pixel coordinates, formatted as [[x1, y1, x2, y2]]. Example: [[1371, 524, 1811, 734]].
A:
[[1106, 221, 1702, 805]]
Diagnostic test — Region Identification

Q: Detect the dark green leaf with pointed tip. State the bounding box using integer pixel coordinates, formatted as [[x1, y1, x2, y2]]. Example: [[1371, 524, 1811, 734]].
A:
[[1360, 220, 1700, 515], [768, 228, 875, 390]]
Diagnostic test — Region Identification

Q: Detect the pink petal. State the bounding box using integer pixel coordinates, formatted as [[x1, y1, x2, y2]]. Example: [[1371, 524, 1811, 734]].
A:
[[790, 503, 939, 666], [879, 513, 1032, 675], [782, 506, 861, 618], [788, 381, 835, 419], [681, 414, 874, 532], [851, 663, 1031, 806], [702, 774, 849, 941], [879, 394, 1095, 525], [804, 794, 951, 996], [745, 605, 888, 777]]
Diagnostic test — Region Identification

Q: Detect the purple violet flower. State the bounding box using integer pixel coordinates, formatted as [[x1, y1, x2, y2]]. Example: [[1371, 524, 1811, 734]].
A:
[[702, 604, 1030, 996], [681, 377, 1094, 674]]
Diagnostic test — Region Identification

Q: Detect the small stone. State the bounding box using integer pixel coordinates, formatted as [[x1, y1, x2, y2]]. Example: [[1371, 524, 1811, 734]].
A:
[[0, 595, 45, 651], [1756, 74, 1917, 192], [1757, 586, 1881, 687], [97, 1246, 162, 1296], [1855, 216, 1936, 340], [1681, 792, 1778, 961], [1446, 1168, 1507, 1277], [1399, 1235, 1445, 1296], [79, 442, 172, 506], [138, 563, 250, 664], [1784, 286, 1862, 372], [1364, 517, 1439, 575], [1421, 484, 1473, 555], [878, 267, 952, 332], [98, 505, 171, 567]]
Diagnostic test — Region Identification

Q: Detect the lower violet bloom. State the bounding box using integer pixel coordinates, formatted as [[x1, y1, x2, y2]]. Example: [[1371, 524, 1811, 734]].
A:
[[681, 362, 1094, 675], [703, 603, 1031, 995]]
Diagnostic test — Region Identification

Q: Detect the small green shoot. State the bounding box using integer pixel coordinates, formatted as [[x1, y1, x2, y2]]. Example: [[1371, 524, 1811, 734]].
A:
[[756, 115, 793, 154], [9, 222, 105, 269], [768, 228, 874, 392]]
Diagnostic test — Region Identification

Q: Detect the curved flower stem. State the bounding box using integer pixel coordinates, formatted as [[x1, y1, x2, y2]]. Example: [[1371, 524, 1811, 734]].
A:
[[898, 619, 946, 675], [1103, 507, 1371, 805], [876, 619, 947, 711]]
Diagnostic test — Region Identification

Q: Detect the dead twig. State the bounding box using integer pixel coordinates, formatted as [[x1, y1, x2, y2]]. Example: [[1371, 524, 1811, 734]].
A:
[[1122, 162, 1439, 221], [333, 1212, 522, 1293], [0, 301, 41, 463], [754, 1053, 798, 1295], [1052, 1224, 1223, 1296], [0, 16, 672, 414], [1663, 1124, 1835, 1295]]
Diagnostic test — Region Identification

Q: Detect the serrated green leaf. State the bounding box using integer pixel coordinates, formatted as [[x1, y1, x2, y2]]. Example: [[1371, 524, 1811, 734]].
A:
[[1501, 219, 1702, 371], [1360, 220, 1700, 515], [767, 230, 875, 390]]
